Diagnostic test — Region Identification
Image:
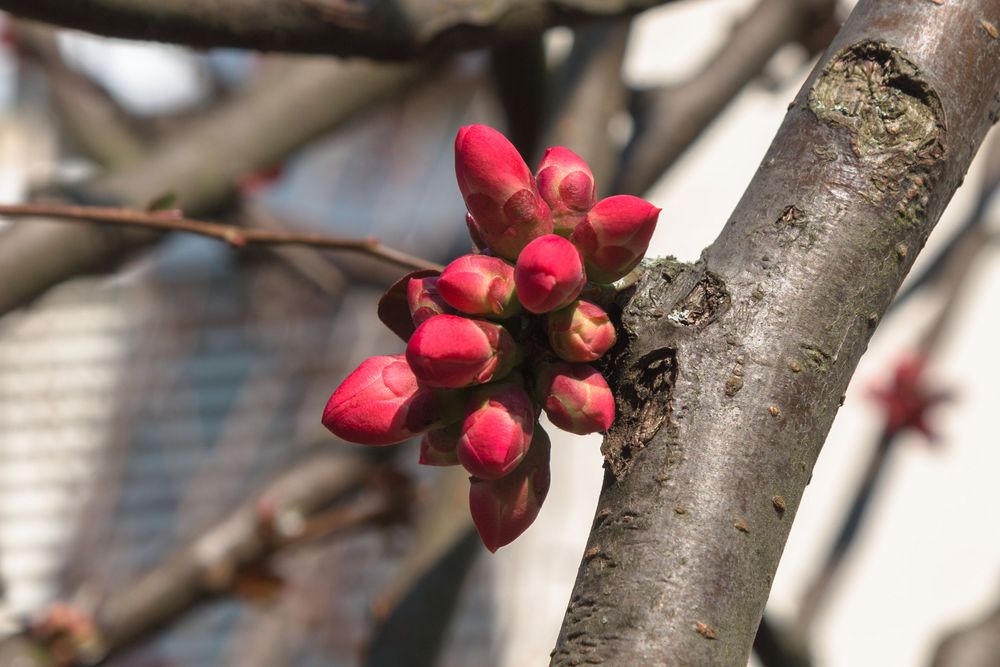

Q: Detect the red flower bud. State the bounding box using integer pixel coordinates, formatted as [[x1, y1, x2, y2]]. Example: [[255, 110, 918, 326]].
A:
[[407, 276, 452, 326], [514, 234, 586, 314], [536, 146, 595, 235], [469, 426, 551, 552], [437, 254, 521, 318], [419, 424, 461, 466], [455, 125, 553, 259], [322, 355, 459, 445], [458, 382, 535, 480], [536, 363, 615, 435], [466, 213, 488, 251], [571, 195, 661, 283], [406, 314, 520, 388], [546, 300, 617, 362]]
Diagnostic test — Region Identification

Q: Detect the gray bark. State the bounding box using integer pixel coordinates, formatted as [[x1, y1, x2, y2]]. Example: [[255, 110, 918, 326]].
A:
[[552, 0, 1000, 664]]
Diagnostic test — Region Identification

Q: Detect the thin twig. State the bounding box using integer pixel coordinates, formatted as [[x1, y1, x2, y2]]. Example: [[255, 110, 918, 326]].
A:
[[0, 203, 442, 272]]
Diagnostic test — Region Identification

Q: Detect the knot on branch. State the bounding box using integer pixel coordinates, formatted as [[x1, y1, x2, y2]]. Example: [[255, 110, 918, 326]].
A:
[[667, 271, 730, 327], [809, 41, 945, 166], [602, 346, 677, 477]]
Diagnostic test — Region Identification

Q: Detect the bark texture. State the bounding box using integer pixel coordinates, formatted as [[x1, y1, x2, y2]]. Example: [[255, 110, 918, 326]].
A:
[[0, 0, 676, 59], [552, 1, 1000, 664]]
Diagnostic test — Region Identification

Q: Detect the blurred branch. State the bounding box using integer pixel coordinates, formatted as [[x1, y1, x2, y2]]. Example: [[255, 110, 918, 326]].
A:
[[891, 131, 1000, 311], [615, 0, 837, 195], [0, 202, 443, 272], [931, 598, 1000, 667], [365, 467, 479, 667], [0, 57, 425, 317], [752, 615, 812, 667], [13, 21, 148, 169], [544, 19, 632, 193], [0, 0, 682, 60], [241, 203, 349, 297], [491, 32, 548, 161], [0, 454, 411, 667]]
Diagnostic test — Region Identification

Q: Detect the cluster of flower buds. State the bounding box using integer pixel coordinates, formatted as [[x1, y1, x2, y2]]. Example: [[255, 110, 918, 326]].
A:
[[323, 125, 660, 551]]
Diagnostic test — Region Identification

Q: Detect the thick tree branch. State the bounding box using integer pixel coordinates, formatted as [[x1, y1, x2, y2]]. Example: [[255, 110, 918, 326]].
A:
[[552, 1, 1000, 664], [0, 0, 680, 60], [0, 203, 442, 272], [0, 57, 423, 316]]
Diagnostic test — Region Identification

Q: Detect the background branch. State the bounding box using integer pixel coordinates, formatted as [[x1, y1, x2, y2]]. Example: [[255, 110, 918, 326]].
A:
[[0, 0, 681, 60], [13, 21, 149, 170], [0, 203, 442, 272], [931, 596, 1000, 667], [616, 0, 837, 195], [0, 56, 424, 316], [0, 454, 403, 667], [545, 19, 632, 191]]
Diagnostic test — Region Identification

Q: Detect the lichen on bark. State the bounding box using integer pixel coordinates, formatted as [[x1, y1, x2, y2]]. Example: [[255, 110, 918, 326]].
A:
[[809, 41, 945, 163]]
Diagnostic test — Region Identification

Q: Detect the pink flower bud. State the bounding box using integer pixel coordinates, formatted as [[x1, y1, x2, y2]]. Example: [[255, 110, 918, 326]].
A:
[[546, 300, 617, 362], [536, 363, 615, 435], [570, 195, 661, 283], [437, 254, 521, 318], [466, 213, 488, 251], [536, 146, 595, 235], [322, 355, 459, 445], [407, 276, 452, 326], [419, 424, 461, 466], [458, 382, 535, 480], [514, 234, 586, 314], [469, 426, 551, 552], [406, 314, 520, 388], [455, 125, 553, 260]]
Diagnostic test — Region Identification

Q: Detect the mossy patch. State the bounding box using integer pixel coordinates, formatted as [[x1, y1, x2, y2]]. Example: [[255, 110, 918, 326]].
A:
[[809, 41, 944, 165]]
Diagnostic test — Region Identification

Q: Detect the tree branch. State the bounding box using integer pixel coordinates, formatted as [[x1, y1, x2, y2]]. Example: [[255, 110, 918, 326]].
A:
[[0, 0, 681, 60], [0, 56, 424, 316], [544, 18, 632, 193], [551, 0, 1000, 664], [0, 203, 442, 272], [0, 454, 406, 667], [13, 21, 149, 170], [931, 596, 1000, 667]]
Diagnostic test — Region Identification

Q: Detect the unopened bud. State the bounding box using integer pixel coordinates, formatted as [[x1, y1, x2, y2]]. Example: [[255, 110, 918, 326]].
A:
[[570, 195, 660, 283], [458, 382, 535, 480], [469, 426, 551, 552], [514, 234, 586, 314], [406, 314, 520, 388], [437, 254, 520, 318], [322, 355, 460, 445], [407, 276, 452, 326], [546, 300, 617, 362], [455, 124, 553, 259], [536, 363, 615, 435], [466, 213, 488, 251], [536, 146, 595, 235]]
